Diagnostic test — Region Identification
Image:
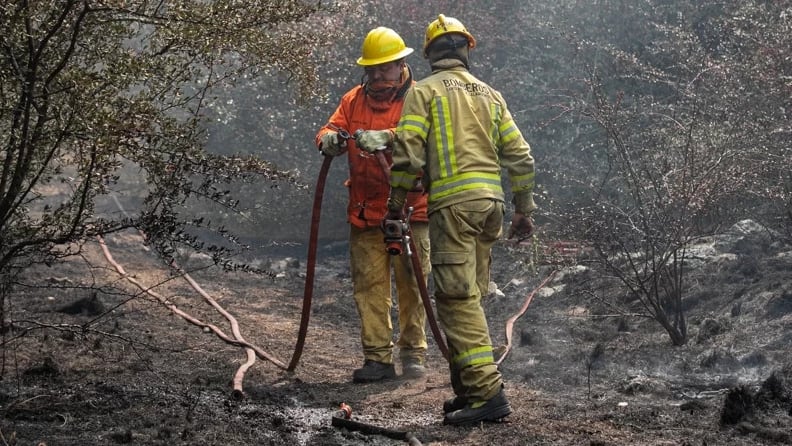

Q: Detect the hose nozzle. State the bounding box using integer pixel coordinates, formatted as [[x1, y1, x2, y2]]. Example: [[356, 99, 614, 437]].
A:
[[334, 402, 352, 419]]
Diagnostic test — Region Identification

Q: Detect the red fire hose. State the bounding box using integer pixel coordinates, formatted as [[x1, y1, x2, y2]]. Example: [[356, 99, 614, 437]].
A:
[[406, 235, 450, 361], [374, 150, 450, 360], [373, 150, 449, 361], [288, 154, 333, 371], [289, 137, 449, 371]]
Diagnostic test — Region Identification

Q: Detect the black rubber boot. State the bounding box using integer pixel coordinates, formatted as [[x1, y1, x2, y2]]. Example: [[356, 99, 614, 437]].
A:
[[443, 389, 512, 425], [442, 395, 468, 413], [352, 360, 396, 383]]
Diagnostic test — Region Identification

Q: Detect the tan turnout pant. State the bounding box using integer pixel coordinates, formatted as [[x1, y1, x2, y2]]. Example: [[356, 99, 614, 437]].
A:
[[349, 223, 430, 364], [429, 198, 505, 402]]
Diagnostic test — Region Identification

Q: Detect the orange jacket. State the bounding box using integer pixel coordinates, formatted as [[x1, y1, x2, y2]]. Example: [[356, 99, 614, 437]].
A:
[[316, 85, 428, 229]]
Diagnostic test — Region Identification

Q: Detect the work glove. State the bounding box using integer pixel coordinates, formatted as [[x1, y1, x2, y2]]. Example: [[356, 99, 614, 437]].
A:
[[386, 194, 406, 216], [508, 212, 535, 241], [381, 198, 405, 226], [356, 129, 393, 153], [319, 131, 345, 157]]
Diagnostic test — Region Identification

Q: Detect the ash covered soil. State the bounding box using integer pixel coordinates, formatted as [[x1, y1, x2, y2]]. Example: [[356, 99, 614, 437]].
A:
[[1, 220, 791, 445]]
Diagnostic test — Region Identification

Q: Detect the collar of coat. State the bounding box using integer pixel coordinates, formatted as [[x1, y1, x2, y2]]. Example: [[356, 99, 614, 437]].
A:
[[430, 58, 468, 72]]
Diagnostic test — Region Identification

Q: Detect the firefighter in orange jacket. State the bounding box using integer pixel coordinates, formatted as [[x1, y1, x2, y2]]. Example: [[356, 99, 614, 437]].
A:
[[315, 27, 431, 383]]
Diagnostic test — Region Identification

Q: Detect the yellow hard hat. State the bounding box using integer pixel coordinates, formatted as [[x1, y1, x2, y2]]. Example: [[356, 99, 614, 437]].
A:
[[423, 14, 476, 55], [357, 27, 414, 66]]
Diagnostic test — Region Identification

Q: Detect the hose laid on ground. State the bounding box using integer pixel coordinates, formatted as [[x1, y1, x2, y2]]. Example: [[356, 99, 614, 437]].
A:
[[97, 235, 288, 397], [332, 412, 422, 445], [288, 154, 333, 371], [496, 269, 557, 365]]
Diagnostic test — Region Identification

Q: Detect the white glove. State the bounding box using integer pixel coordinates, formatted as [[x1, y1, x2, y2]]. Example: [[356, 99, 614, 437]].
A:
[[356, 130, 393, 153], [320, 132, 345, 156]]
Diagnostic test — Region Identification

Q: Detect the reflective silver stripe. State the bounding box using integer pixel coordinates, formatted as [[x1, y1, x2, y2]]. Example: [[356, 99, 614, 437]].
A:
[[453, 345, 495, 367], [398, 114, 430, 139], [390, 170, 416, 190], [510, 172, 535, 192], [490, 103, 502, 150], [500, 120, 520, 144], [431, 96, 455, 178], [429, 171, 503, 201]]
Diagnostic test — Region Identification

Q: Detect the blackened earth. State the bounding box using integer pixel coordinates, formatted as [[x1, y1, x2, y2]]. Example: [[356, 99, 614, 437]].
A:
[[1, 220, 791, 445]]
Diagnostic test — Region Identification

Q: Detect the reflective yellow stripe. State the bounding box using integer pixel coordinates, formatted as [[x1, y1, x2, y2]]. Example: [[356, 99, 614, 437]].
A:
[[453, 345, 495, 368], [393, 113, 427, 190], [490, 103, 502, 148], [390, 170, 416, 190], [429, 171, 503, 201], [500, 120, 520, 144], [510, 171, 535, 192], [431, 96, 456, 178], [398, 114, 430, 139]]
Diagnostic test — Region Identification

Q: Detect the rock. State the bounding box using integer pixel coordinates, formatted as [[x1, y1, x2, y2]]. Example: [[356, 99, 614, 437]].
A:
[[619, 374, 670, 396], [270, 257, 300, 273], [487, 281, 505, 298], [714, 219, 779, 256], [47, 276, 73, 285], [57, 292, 105, 316], [696, 317, 728, 343], [720, 386, 754, 425]]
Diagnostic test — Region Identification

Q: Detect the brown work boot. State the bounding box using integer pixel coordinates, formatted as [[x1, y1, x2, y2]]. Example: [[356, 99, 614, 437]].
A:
[[352, 360, 396, 383], [443, 388, 512, 426], [401, 357, 426, 379]]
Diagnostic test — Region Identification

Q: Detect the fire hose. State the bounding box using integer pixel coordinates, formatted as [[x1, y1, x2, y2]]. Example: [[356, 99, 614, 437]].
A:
[[409, 234, 450, 360], [331, 403, 422, 446], [356, 129, 449, 361], [354, 131, 450, 360], [289, 128, 449, 371], [287, 152, 333, 371]]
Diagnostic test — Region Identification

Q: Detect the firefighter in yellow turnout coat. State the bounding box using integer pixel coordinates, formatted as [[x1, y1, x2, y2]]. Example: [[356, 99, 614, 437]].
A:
[[360, 15, 536, 425]]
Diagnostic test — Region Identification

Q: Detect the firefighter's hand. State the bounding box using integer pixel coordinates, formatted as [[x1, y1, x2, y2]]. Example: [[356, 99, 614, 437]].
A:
[[320, 132, 345, 156], [508, 212, 534, 241], [356, 130, 393, 153]]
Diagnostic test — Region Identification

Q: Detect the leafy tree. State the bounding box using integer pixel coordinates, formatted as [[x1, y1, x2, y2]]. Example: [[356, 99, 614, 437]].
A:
[[0, 1, 345, 326]]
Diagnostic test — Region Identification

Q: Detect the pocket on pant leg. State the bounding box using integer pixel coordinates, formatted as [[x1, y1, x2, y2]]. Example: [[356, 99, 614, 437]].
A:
[[431, 251, 475, 299]]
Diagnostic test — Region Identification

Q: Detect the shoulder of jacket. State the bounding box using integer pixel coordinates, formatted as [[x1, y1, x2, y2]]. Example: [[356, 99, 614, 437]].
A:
[[342, 85, 365, 100]]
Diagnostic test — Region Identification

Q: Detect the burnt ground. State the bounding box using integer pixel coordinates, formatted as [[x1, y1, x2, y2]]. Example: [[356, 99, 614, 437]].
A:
[[1, 222, 791, 446]]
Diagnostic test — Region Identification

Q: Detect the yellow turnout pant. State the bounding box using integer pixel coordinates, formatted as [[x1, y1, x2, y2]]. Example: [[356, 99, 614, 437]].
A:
[[429, 199, 505, 402], [349, 223, 430, 364]]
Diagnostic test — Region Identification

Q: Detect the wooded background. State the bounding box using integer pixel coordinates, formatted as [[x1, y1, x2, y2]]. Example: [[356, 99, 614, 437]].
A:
[[2, 0, 790, 343]]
